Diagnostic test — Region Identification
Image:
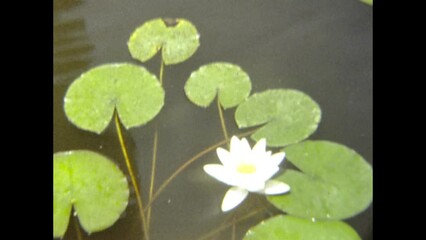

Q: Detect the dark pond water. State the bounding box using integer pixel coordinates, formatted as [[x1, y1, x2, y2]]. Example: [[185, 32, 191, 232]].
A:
[[54, 0, 372, 239]]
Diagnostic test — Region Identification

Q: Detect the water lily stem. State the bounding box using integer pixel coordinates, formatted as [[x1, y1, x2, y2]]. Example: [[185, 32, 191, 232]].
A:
[[146, 58, 164, 234], [196, 208, 263, 240], [114, 112, 150, 240], [232, 214, 236, 240], [147, 130, 158, 234], [159, 59, 164, 85], [145, 129, 256, 211], [217, 97, 229, 144], [73, 216, 83, 240]]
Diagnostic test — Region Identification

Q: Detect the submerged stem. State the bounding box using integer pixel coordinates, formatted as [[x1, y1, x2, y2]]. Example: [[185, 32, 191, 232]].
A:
[[217, 97, 229, 143], [146, 58, 164, 235], [232, 214, 236, 240], [196, 208, 263, 240], [145, 129, 256, 211], [114, 112, 149, 240], [159, 59, 164, 85], [147, 130, 158, 233]]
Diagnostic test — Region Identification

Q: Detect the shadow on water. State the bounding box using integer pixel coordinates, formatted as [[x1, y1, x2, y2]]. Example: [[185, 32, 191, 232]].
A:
[[54, 0, 94, 86]]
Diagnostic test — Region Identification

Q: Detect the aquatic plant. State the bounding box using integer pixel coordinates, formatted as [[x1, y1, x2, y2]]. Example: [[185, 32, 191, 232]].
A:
[[53, 151, 129, 238], [204, 136, 290, 212], [54, 17, 372, 240]]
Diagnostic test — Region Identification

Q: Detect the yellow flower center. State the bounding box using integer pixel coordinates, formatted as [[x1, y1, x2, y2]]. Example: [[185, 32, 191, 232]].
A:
[[237, 163, 257, 174]]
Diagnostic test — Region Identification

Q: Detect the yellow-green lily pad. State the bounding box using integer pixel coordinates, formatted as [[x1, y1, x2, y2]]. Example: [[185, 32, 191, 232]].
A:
[[184, 62, 252, 109], [244, 215, 361, 240], [128, 18, 200, 65], [268, 141, 372, 220], [54, 150, 129, 238], [235, 89, 321, 147], [64, 63, 164, 134], [361, 0, 372, 5]]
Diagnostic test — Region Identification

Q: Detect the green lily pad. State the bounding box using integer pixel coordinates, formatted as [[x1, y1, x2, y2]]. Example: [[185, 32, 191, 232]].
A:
[[184, 62, 252, 109], [268, 141, 372, 220], [64, 63, 164, 134], [54, 150, 129, 238], [128, 18, 200, 65], [235, 89, 321, 147], [244, 215, 361, 240], [361, 0, 372, 5]]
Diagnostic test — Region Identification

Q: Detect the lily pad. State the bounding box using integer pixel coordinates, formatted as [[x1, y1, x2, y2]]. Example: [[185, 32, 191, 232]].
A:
[[244, 215, 361, 240], [128, 18, 200, 65], [64, 63, 164, 134], [184, 62, 252, 109], [235, 89, 321, 147], [268, 141, 372, 220], [54, 150, 129, 238], [361, 0, 372, 5]]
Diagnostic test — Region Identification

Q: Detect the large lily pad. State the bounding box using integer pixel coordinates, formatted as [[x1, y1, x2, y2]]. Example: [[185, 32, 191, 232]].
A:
[[128, 18, 200, 65], [268, 141, 372, 220], [235, 89, 321, 147], [244, 215, 361, 240], [64, 63, 164, 134], [54, 150, 129, 238], [184, 62, 252, 109]]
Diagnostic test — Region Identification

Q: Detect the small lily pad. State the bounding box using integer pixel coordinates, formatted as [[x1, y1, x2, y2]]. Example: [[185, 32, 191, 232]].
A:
[[128, 18, 200, 65], [64, 63, 164, 134], [235, 89, 321, 147], [54, 150, 129, 238], [244, 215, 361, 240], [184, 62, 252, 109], [268, 141, 372, 220]]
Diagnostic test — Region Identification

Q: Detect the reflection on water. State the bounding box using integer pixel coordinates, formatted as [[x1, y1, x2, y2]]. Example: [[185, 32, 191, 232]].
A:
[[54, 0, 94, 85]]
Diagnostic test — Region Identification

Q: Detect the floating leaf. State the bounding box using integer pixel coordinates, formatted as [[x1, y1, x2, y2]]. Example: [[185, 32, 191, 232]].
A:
[[184, 62, 252, 109], [128, 18, 200, 65], [361, 0, 372, 5], [54, 150, 129, 238], [64, 63, 164, 134], [268, 141, 372, 220], [244, 215, 361, 240], [235, 89, 321, 147]]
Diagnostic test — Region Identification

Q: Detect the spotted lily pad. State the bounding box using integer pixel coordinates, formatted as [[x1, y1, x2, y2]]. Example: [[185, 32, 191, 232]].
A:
[[184, 62, 252, 109], [268, 141, 372, 220], [54, 150, 129, 238], [244, 215, 361, 240], [235, 89, 321, 147], [64, 63, 164, 134], [128, 18, 200, 65]]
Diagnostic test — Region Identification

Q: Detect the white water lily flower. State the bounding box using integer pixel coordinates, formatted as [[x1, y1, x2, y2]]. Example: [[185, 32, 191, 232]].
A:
[[203, 136, 290, 212]]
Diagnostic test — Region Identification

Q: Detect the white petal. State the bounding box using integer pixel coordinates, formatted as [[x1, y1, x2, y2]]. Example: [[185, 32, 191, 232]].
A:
[[253, 165, 280, 183], [230, 136, 241, 151], [243, 179, 266, 192], [263, 180, 290, 195], [231, 136, 251, 156], [252, 138, 266, 154], [270, 152, 286, 166], [203, 164, 234, 186], [216, 147, 232, 166], [221, 187, 249, 212]]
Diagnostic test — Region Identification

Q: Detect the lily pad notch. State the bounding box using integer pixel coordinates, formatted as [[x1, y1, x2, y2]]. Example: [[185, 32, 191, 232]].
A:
[[235, 89, 321, 147], [268, 140, 373, 220], [64, 63, 165, 134], [184, 62, 252, 109], [54, 150, 129, 238], [128, 18, 200, 65]]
